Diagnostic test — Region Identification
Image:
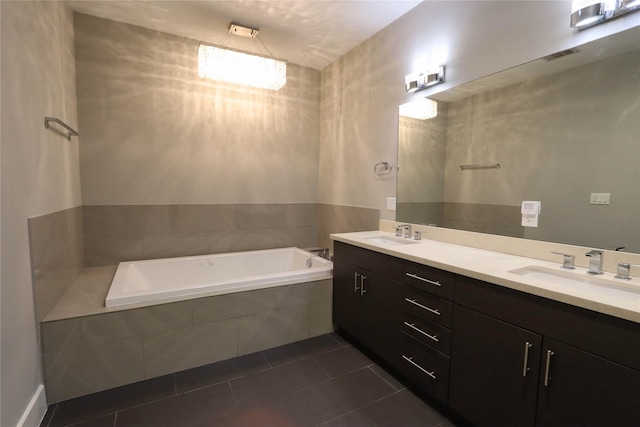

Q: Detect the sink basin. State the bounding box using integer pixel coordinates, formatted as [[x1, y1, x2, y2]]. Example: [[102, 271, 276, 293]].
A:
[[365, 235, 419, 246], [509, 266, 640, 302]]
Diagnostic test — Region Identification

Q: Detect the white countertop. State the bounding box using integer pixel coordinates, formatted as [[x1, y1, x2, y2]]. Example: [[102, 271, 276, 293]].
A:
[[331, 231, 640, 324]]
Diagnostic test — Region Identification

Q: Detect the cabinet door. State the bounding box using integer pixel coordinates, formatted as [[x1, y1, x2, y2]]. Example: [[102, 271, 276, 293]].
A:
[[450, 305, 542, 427], [332, 259, 362, 337], [536, 338, 640, 427], [360, 269, 403, 366]]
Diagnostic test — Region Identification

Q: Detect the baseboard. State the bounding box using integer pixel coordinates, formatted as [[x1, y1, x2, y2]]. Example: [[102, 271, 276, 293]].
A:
[[16, 384, 47, 427]]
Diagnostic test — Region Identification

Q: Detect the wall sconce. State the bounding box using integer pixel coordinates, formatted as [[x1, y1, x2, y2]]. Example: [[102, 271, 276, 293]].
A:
[[198, 23, 287, 90], [570, 0, 640, 29], [399, 98, 438, 120], [405, 66, 445, 92]]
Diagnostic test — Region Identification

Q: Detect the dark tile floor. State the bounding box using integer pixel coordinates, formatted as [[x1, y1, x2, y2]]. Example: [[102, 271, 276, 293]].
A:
[[41, 333, 456, 427]]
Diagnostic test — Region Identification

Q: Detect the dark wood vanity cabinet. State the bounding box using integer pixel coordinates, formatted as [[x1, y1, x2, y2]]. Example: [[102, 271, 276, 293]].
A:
[[399, 261, 455, 404], [333, 242, 403, 367], [450, 275, 640, 427], [333, 241, 640, 427]]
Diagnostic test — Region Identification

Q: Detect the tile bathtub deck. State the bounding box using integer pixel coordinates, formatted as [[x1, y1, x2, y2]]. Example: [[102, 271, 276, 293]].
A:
[[40, 333, 457, 427]]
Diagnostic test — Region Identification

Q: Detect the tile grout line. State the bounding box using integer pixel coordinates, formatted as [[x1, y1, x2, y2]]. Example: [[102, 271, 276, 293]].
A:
[[367, 365, 406, 392]]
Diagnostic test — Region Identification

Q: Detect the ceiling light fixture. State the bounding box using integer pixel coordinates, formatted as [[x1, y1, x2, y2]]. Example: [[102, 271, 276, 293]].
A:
[[399, 98, 438, 120], [198, 23, 287, 91], [570, 0, 639, 29], [405, 66, 445, 93]]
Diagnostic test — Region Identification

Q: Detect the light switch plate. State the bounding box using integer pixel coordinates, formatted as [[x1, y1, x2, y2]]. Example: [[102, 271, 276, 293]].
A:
[[386, 197, 396, 211], [590, 193, 610, 205]]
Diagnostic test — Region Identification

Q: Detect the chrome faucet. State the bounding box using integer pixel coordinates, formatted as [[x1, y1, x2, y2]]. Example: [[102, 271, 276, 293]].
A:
[[585, 250, 604, 274], [551, 251, 575, 269], [615, 262, 640, 280], [395, 224, 412, 238]]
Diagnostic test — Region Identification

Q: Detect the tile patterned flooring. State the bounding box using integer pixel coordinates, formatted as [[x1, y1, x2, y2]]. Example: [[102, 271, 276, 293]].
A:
[[41, 333, 457, 427]]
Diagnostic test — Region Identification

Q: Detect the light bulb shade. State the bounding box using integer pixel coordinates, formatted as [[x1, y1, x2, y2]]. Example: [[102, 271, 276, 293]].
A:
[[198, 44, 287, 91], [399, 99, 438, 120]]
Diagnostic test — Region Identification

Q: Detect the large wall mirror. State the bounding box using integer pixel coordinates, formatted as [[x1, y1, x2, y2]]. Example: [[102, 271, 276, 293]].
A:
[[397, 26, 640, 253]]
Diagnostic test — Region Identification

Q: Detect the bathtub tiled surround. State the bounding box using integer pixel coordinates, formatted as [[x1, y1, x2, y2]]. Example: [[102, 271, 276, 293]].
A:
[[28, 207, 85, 323], [41, 268, 333, 403], [83, 204, 319, 266]]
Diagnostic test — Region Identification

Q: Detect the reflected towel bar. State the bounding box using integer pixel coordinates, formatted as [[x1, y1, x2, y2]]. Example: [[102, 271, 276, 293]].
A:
[[44, 117, 79, 140], [459, 163, 500, 170]]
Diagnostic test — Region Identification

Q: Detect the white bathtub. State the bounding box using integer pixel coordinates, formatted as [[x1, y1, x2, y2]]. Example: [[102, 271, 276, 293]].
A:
[[106, 247, 333, 308]]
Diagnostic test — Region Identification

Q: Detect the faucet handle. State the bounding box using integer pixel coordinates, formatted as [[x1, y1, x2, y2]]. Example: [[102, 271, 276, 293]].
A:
[[615, 262, 640, 280], [551, 252, 575, 269]]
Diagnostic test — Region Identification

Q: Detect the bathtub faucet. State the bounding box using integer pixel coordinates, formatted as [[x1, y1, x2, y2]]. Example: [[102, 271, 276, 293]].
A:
[[306, 247, 330, 260]]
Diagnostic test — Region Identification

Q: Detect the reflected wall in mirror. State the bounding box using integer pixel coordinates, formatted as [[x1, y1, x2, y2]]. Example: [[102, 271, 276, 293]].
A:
[[397, 27, 640, 253]]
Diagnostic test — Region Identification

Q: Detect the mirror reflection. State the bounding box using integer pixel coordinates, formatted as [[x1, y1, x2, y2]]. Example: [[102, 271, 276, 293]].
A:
[[397, 28, 640, 253]]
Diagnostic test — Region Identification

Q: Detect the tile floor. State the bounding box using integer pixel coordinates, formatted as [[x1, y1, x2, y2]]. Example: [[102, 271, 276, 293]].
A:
[[40, 333, 457, 427]]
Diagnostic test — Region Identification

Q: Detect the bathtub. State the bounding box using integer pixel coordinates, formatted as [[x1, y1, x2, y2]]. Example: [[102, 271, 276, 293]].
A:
[[106, 247, 333, 308]]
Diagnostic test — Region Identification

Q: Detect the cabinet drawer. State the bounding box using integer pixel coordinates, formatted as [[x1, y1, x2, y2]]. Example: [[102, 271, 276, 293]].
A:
[[402, 312, 452, 356], [400, 332, 450, 404], [404, 285, 454, 328], [404, 261, 455, 300]]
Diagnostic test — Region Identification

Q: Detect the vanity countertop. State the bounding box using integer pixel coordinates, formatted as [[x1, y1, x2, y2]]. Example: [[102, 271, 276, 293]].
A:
[[331, 231, 640, 324]]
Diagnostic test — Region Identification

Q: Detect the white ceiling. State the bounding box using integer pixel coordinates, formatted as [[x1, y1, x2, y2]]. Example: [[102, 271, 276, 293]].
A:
[[68, 0, 423, 70]]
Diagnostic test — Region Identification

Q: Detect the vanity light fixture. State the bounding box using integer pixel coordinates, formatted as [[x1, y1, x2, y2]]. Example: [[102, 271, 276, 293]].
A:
[[405, 66, 445, 93], [570, 1, 610, 28], [570, 0, 640, 29], [620, 0, 640, 10], [198, 23, 287, 91], [399, 98, 438, 120]]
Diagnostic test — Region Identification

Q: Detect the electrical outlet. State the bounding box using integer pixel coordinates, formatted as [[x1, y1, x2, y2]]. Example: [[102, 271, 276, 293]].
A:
[[590, 193, 610, 205]]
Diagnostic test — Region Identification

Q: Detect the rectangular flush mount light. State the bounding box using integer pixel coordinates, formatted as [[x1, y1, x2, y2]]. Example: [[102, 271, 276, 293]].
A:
[[198, 44, 287, 91], [405, 66, 445, 92]]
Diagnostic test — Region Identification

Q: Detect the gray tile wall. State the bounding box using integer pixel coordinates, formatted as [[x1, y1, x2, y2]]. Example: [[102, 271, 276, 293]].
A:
[[28, 207, 85, 323], [443, 203, 524, 238], [317, 204, 380, 251], [83, 204, 319, 266], [41, 279, 333, 402], [396, 202, 524, 238]]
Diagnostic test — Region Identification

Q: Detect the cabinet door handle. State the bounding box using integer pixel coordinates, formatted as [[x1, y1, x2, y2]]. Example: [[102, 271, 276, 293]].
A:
[[403, 322, 439, 342], [405, 273, 441, 287], [544, 349, 554, 386], [354, 272, 360, 293], [522, 342, 532, 377], [360, 275, 367, 295], [402, 355, 436, 379], [404, 298, 440, 316]]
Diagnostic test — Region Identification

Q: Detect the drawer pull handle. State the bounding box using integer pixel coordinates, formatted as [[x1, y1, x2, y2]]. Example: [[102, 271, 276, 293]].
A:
[[522, 342, 532, 377], [402, 355, 436, 379], [544, 349, 554, 387], [354, 272, 360, 293], [406, 273, 441, 287], [405, 298, 440, 316], [403, 322, 439, 342]]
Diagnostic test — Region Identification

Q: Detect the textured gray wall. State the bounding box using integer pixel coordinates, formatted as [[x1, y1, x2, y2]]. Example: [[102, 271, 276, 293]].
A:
[[1, 2, 80, 425], [75, 13, 320, 206]]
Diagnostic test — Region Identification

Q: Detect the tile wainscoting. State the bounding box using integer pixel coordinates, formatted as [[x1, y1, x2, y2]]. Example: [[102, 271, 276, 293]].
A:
[[28, 207, 85, 323], [83, 204, 320, 266]]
